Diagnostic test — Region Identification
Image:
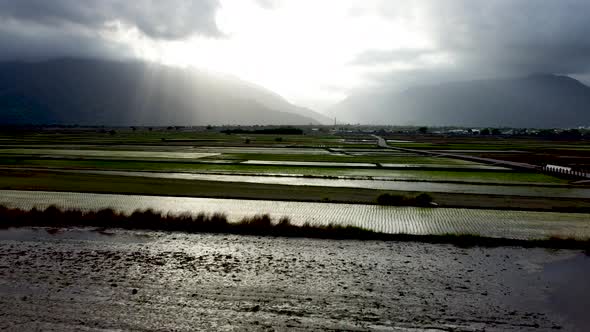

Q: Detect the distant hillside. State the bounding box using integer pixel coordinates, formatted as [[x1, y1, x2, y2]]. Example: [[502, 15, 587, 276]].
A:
[[0, 58, 329, 126], [329, 74, 590, 128]]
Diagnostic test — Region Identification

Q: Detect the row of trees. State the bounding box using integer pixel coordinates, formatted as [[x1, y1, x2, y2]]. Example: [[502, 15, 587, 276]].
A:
[[417, 126, 501, 135], [416, 126, 586, 138], [221, 127, 303, 135]]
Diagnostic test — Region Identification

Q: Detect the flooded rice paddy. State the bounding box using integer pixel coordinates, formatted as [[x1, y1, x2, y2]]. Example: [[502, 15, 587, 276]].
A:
[[242, 160, 509, 170], [241, 160, 377, 167], [379, 163, 510, 170], [23, 168, 590, 199], [0, 148, 219, 159], [1, 190, 589, 240], [190, 147, 333, 155]]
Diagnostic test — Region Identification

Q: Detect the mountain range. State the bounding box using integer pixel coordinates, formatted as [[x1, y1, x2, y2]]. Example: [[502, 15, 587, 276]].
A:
[[328, 74, 590, 128], [0, 58, 330, 126], [1, 58, 590, 128]]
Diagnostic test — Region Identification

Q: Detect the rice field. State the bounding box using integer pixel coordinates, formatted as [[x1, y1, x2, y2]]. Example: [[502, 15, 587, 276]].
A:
[[205, 153, 479, 164], [0, 149, 219, 160], [0, 131, 584, 207], [1, 190, 588, 240], [240, 160, 377, 167], [379, 163, 510, 170], [25, 169, 587, 198]]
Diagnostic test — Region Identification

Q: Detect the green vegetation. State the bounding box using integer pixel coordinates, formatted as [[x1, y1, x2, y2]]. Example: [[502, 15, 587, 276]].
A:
[[409, 170, 566, 184], [0, 168, 395, 204], [376, 193, 434, 207], [1, 168, 589, 212], [221, 127, 303, 135], [0, 157, 568, 184], [416, 193, 434, 206], [387, 140, 590, 152], [0, 129, 587, 216], [1, 205, 589, 249], [0, 129, 348, 148], [201, 152, 474, 164], [384, 135, 590, 171]]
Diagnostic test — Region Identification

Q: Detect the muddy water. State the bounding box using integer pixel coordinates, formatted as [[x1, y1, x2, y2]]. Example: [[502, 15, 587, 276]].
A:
[[0, 228, 587, 331], [542, 254, 590, 328], [1, 190, 589, 240]]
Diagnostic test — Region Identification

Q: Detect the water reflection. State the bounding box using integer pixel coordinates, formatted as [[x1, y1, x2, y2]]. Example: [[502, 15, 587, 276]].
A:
[[0, 227, 154, 243], [27, 169, 590, 199], [543, 253, 590, 331], [1, 190, 589, 240]]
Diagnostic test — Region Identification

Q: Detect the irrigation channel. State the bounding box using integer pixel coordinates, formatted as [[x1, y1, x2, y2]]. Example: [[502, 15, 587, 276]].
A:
[[1, 190, 589, 240]]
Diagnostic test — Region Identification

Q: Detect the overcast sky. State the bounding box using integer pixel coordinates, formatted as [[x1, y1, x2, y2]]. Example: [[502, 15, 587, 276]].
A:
[[1, 0, 590, 110]]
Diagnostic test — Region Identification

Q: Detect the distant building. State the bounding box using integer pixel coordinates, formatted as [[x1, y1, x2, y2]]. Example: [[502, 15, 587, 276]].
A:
[[446, 129, 469, 135], [545, 164, 572, 172]]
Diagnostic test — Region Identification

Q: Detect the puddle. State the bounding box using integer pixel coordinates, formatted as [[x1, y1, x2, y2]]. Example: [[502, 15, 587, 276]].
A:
[[543, 253, 590, 331], [0, 227, 155, 243]]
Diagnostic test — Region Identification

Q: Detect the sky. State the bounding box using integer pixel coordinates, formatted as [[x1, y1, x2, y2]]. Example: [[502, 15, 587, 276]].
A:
[[1, 0, 590, 110]]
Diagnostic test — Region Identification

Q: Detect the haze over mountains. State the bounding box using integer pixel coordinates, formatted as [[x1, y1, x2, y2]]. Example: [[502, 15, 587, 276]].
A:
[[1, 58, 590, 128], [0, 58, 330, 126], [329, 74, 590, 128]]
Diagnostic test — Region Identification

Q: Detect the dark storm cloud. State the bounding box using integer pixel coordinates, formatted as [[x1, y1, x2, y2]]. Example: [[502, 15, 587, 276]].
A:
[[359, 0, 590, 87], [430, 0, 590, 74], [0, 0, 222, 39], [0, 19, 130, 61], [0, 0, 221, 61]]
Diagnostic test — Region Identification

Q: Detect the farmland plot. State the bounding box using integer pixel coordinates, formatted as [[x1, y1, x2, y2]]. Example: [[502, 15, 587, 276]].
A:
[[1, 190, 588, 240], [0, 149, 219, 160], [17, 169, 586, 198]]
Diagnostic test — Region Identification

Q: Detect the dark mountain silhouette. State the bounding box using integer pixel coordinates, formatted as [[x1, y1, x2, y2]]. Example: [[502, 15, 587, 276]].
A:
[[329, 74, 590, 127], [0, 58, 329, 126]]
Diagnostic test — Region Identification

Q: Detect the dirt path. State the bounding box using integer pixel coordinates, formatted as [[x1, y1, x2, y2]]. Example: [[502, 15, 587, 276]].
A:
[[0, 228, 588, 331]]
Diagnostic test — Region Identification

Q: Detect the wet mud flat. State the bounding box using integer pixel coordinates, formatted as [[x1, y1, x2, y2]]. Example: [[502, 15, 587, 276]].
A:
[[0, 228, 588, 331]]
